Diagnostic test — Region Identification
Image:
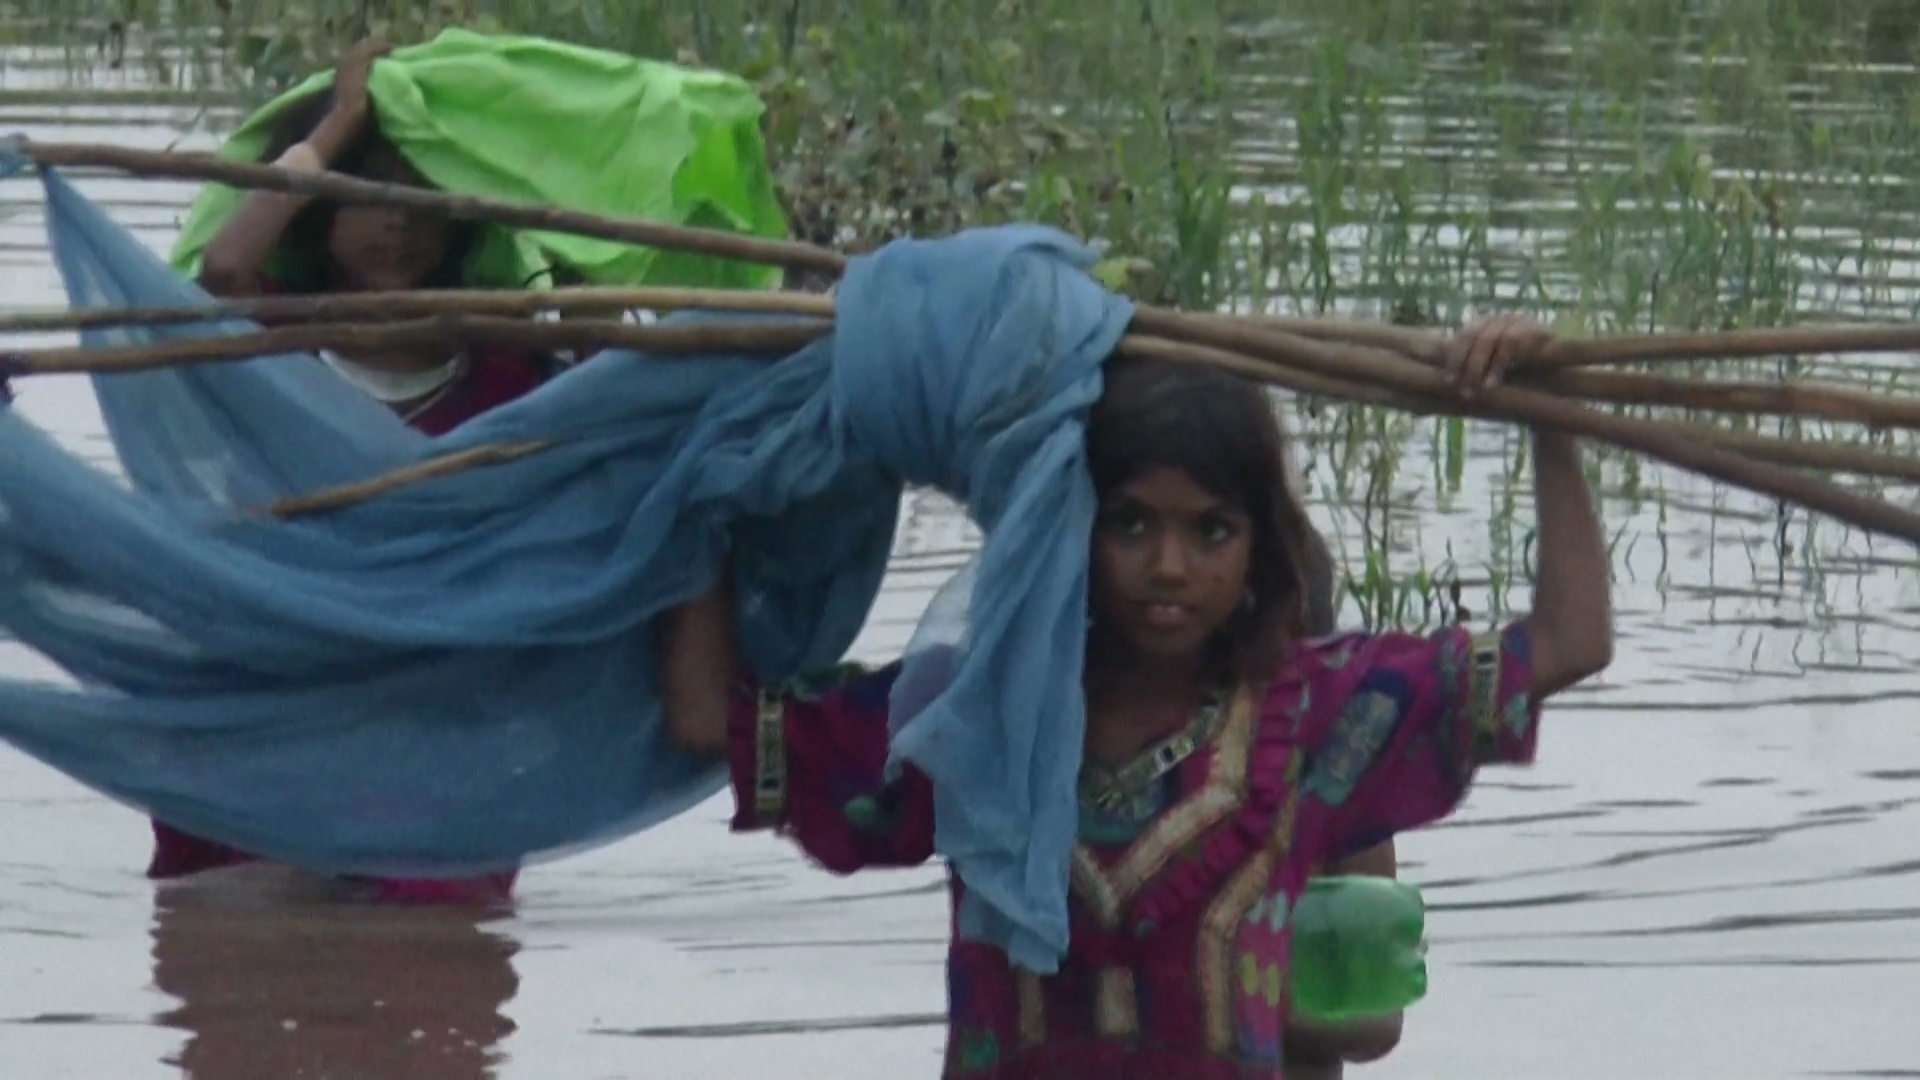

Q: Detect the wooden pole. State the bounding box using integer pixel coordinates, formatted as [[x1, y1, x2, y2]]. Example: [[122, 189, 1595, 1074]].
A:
[[266, 440, 554, 518], [11, 283, 1918, 395], [1531, 323, 1920, 370], [1126, 310, 1920, 543], [5, 138, 849, 277], [1680, 426, 1920, 483], [6, 306, 1917, 433], [246, 322, 1920, 537], [0, 315, 829, 375], [1226, 311, 1920, 371], [1532, 368, 1920, 431], [11, 307, 1920, 449], [0, 286, 838, 336]]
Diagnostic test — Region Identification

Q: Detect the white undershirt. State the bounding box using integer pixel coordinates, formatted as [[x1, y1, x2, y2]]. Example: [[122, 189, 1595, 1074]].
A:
[[319, 348, 464, 404]]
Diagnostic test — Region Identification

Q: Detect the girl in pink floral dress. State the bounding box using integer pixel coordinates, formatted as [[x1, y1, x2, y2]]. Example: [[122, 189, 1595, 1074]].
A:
[[659, 314, 1613, 1078]]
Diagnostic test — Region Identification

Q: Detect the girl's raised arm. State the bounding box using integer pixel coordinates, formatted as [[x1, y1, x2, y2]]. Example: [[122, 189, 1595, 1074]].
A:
[[200, 40, 391, 297], [1287, 314, 1615, 875], [1441, 313, 1614, 698]]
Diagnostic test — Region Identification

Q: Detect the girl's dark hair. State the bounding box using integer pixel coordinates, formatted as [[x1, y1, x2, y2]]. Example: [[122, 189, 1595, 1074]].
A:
[[1086, 357, 1337, 678], [257, 89, 480, 290]]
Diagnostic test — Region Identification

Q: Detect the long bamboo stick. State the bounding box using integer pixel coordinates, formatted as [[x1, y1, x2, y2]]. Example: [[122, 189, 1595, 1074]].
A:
[[4, 138, 849, 277], [1206, 331, 1920, 482], [12, 300, 1920, 454], [258, 329, 1920, 537], [1680, 426, 1920, 483], [266, 440, 554, 518], [1234, 322, 1920, 431], [1531, 323, 1920, 370], [1179, 330, 1920, 483], [1533, 368, 1920, 431], [11, 311, 1920, 441], [1126, 310, 1920, 542], [0, 315, 828, 375], [10, 310, 1905, 484], [1222, 314, 1444, 361], [1240, 314, 1920, 370], [0, 287, 838, 336], [11, 283, 1920, 379], [1231, 311, 1920, 431], [11, 312, 1919, 432]]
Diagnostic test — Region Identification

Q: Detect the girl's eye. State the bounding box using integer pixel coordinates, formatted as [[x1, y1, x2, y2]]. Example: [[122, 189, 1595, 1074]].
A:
[[1102, 507, 1149, 536], [1197, 515, 1236, 545]]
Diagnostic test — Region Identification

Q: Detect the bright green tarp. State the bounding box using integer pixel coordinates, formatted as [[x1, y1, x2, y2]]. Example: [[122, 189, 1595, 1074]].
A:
[[169, 28, 788, 291]]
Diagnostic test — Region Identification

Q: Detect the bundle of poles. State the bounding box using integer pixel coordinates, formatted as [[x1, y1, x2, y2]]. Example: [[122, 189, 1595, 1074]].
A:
[[5, 137, 1920, 540]]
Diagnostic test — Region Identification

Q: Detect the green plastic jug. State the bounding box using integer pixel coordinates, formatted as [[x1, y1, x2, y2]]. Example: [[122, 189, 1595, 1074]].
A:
[[1288, 875, 1429, 1024]]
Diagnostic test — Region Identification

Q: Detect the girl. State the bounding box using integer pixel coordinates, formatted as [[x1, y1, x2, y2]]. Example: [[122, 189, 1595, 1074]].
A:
[[658, 313, 1612, 1078], [149, 40, 555, 902], [196, 38, 559, 436]]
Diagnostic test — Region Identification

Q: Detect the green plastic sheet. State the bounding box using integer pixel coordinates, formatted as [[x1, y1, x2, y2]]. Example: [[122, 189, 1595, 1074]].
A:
[[169, 28, 788, 291]]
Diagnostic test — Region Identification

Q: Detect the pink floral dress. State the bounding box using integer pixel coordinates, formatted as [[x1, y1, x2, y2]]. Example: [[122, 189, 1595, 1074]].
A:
[[726, 623, 1542, 1077]]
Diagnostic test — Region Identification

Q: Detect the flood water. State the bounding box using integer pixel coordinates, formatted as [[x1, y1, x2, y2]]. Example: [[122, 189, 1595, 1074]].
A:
[[2, 31, 1918, 1080]]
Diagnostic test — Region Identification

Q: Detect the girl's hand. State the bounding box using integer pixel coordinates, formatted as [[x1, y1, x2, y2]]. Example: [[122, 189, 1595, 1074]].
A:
[[329, 39, 393, 125], [1440, 313, 1552, 398], [199, 37, 392, 297]]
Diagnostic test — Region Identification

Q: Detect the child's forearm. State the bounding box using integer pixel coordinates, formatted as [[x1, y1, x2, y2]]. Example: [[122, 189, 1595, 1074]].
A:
[[1524, 428, 1613, 697]]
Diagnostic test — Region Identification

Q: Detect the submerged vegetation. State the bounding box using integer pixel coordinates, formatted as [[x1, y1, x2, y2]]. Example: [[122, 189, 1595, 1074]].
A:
[[9, 0, 1920, 627]]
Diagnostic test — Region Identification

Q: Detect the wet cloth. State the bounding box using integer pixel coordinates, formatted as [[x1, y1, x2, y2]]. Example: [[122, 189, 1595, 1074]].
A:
[[0, 155, 1131, 971], [146, 272, 556, 900]]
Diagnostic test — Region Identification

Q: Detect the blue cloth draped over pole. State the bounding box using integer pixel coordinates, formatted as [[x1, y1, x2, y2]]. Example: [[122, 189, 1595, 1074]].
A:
[[0, 147, 1132, 972]]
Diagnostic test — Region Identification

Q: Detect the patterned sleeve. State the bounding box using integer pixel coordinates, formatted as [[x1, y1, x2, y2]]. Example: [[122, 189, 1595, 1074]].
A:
[[725, 661, 937, 872], [1292, 622, 1541, 866]]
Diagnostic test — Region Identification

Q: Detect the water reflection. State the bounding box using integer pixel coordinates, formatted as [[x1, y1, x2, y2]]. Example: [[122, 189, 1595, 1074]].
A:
[[149, 866, 519, 1079]]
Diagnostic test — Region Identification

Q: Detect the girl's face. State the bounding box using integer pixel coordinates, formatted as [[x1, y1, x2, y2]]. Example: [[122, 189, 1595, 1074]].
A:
[[1090, 466, 1254, 668], [326, 145, 450, 292]]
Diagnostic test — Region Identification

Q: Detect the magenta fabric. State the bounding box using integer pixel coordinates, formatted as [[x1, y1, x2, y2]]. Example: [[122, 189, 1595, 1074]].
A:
[[728, 624, 1541, 1077]]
